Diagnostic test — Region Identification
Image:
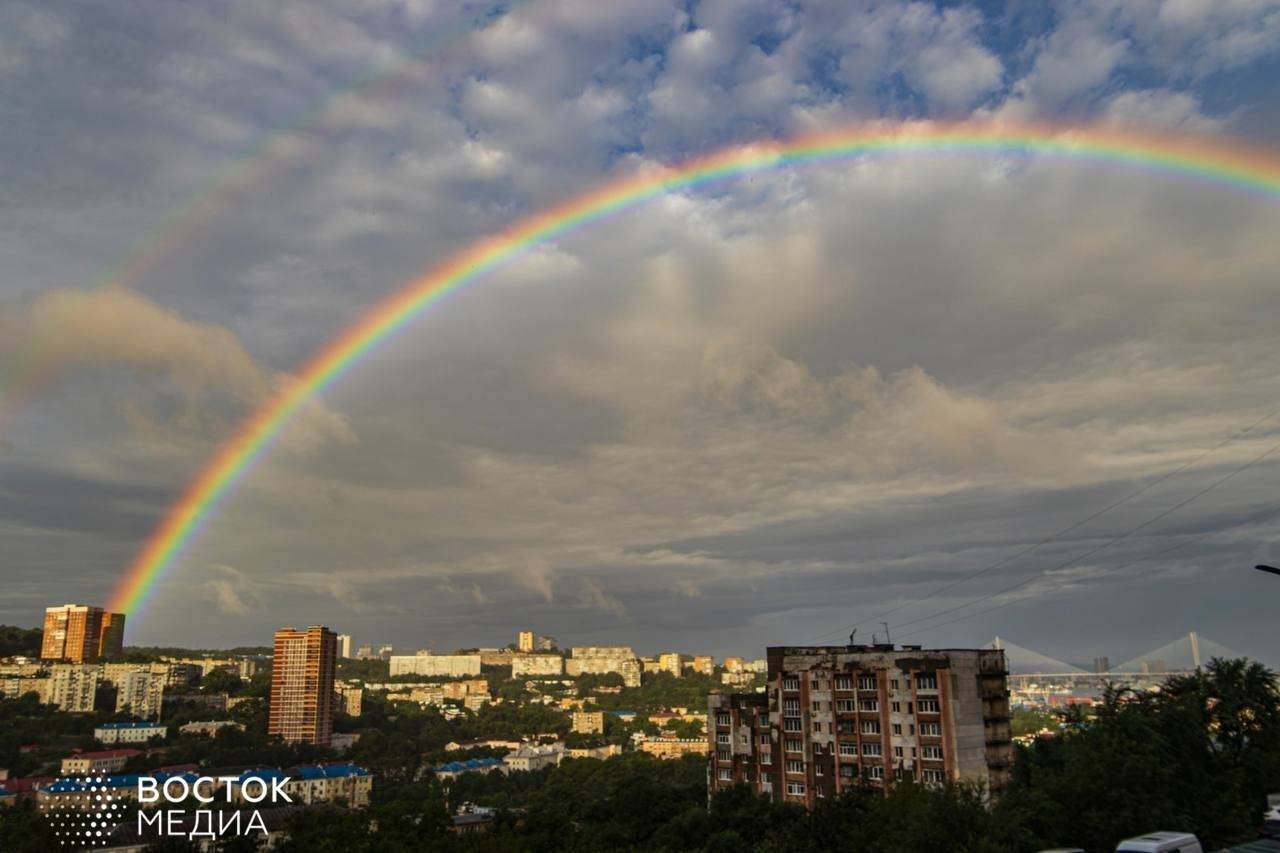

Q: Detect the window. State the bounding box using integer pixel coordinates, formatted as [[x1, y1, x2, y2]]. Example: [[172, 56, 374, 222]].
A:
[[906, 702, 913, 715], [811, 700, 822, 712], [890, 679, 900, 690], [923, 769, 946, 784], [891, 701, 901, 713], [786, 783, 806, 796], [840, 765, 856, 778], [786, 760, 804, 774], [909, 724, 915, 736], [815, 765, 824, 776], [785, 738, 803, 753], [760, 752, 772, 765], [866, 766, 885, 780], [759, 732, 770, 744], [811, 679, 821, 691], [838, 721, 854, 735], [862, 743, 882, 757], [812, 721, 822, 733], [860, 720, 881, 735], [783, 698, 800, 714], [739, 733, 749, 745], [838, 743, 857, 756], [921, 746, 944, 760], [894, 746, 904, 758], [857, 675, 876, 691], [918, 699, 940, 713], [717, 749, 732, 760], [783, 677, 800, 691], [784, 717, 802, 732], [716, 733, 730, 744], [758, 714, 769, 726], [836, 699, 855, 713], [916, 674, 938, 691], [718, 769, 733, 781], [920, 722, 942, 737], [892, 723, 902, 735], [858, 699, 878, 712], [716, 713, 731, 726], [834, 675, 852, 691]]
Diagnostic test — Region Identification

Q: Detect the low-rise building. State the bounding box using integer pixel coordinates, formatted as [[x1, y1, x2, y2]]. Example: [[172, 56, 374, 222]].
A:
[[503, 743, 564, 773], [177, 720, 243, 737], [330, 732, 360, 754], [566, 743, 622, 760], [94, 722, 167, 744], [638, 737, 709, 759], [434, 758, 506, 781], [60, 749, 141, 775]]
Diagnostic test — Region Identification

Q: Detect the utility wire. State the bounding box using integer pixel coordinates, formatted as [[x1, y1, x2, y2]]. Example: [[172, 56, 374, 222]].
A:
[[809, 405, 1280, 644], [886, 432, 1280, 637], [895, 520, 1235, 640]]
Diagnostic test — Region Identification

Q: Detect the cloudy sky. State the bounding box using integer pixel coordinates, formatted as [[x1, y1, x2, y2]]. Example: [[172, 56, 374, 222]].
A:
[[2, 0, 1279, 666]]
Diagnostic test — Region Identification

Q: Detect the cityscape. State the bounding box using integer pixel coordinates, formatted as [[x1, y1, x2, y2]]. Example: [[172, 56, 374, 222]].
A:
[[1, 601, 1275, 850], [4, 0, 1280, 851]]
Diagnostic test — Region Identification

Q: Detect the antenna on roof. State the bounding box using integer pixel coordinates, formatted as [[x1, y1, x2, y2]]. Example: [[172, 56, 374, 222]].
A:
[[882, 622, 892, 646], [849, 628, 857, 645]]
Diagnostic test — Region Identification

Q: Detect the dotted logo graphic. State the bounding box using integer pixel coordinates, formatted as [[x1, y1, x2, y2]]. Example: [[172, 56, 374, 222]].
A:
[[39, 775, 119, 848]]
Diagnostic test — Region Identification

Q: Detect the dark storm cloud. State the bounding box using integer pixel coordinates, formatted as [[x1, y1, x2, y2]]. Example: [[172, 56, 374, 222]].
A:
[[1, 0, 1279, 667]]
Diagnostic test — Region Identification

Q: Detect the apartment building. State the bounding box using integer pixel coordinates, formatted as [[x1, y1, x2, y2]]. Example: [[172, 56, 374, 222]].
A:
[[708, 645, 1012, 808], [48, 664, 101, 712], [115, 668, 167, 719], [268, 626, 338, 746], [40, 605, 125, 662], [571, 711, 605, 734], [389, 652, 482, 677], [512, 653, 564, 677], [94, 721, 168, 744]]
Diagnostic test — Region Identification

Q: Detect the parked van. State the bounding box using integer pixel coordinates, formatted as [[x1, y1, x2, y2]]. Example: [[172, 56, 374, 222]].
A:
[[1114, 832, 1203, 853]]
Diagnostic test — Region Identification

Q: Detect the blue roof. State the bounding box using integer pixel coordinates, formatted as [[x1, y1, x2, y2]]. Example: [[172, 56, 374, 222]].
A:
[[98, 721, 165, 729], [45, 770, 197, 794], [609, 710, 637, 717], [292, 764, 370, 780], [435, 758, 504, 773]]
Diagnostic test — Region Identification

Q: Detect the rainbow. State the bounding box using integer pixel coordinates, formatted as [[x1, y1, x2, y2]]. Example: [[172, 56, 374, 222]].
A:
[[0, 0, 531, 426], [107, 122, 1280, 620]]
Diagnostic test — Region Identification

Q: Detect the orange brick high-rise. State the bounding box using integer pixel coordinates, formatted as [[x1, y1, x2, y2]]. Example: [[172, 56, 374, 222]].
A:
[[268, 626, 338, 746], [41, 605, 125, 662]]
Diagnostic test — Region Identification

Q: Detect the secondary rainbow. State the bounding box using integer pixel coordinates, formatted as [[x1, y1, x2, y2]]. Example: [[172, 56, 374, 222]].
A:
[[107, 122, 1280, 620], [0, 0, 532, 427]]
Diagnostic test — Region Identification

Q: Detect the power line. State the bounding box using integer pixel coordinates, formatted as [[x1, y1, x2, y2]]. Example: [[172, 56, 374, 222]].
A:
[[895, 520, 1235, 640], [887, 433, 1280, 638], [808, 405, 1280, 644]]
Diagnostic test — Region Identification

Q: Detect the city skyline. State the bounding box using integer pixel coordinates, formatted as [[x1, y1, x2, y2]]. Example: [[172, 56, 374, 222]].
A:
[[2, 0, 1280, 664]]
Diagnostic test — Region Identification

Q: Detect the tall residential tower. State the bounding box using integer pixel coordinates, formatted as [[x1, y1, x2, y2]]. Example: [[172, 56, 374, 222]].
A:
[[268, 626, 338, 746]]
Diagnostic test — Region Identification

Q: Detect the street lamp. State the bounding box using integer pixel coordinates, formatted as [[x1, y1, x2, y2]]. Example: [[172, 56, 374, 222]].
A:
[[1256, 564, 1280, 577]]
